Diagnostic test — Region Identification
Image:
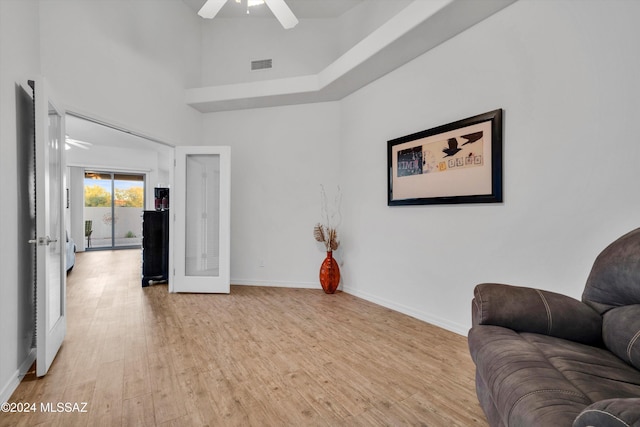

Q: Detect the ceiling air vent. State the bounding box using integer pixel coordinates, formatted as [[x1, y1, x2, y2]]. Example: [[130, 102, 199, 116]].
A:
[[251, 59, 273, 71]]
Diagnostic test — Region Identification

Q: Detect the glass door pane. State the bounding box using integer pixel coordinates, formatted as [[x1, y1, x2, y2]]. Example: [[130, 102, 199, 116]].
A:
[[84, 171, 144, 249], [47, 102, 64, 325], [84, 172, 112, 249], [114, 173, 144, 248], [185, 154, 220, 277]]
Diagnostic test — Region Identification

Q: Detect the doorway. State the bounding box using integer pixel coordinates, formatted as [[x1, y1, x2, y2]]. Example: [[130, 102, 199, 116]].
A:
[[65, 113, 174, 254], [83, 171, 145, 250]]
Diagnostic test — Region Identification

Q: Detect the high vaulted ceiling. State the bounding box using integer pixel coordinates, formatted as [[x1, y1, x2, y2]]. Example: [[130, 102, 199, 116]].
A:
[[66, 1, 518, 150], [184, 0, 518, 113]]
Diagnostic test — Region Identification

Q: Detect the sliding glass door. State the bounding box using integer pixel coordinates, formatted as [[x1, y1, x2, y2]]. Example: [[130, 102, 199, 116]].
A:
[[84, 171, 144, 249]]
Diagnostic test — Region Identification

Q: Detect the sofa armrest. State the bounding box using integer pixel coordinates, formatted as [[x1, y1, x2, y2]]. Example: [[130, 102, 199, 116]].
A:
[[573, 398, 640, 427], [472, 283, 602, 346]]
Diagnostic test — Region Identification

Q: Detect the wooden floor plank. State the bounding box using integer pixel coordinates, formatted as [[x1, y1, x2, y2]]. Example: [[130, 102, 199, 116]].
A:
[[2, 249, 487, 426], [121, 393, 155, 427], [90, 359, 125, 424]]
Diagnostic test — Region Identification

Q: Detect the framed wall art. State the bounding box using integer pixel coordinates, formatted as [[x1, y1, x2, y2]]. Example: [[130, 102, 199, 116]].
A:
[[387, 109, 503, 206]]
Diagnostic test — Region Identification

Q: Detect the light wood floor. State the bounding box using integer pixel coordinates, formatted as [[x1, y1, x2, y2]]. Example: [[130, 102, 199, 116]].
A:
[[3, 250, 488, 426]]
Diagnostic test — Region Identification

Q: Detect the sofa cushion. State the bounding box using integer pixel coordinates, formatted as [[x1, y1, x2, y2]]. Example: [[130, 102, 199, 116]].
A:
[[603, 305, 640, 370], [521, 332, 640, 402], [469, 325, 590, 426], [574, 398, 640, 427], [582, 227, 640, 314], [473, 283, 602, 346], [469, 325, 640, 426]]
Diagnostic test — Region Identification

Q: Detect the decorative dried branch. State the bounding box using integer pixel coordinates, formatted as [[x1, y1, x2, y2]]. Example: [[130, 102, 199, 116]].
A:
[[328, 228, 339, 251], [314, 224, 326, 243], [314, 185, 341, 252]]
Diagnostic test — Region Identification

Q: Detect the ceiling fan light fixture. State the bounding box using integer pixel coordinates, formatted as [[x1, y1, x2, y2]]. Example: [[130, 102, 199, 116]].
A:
[[198, 0, 297, 29]]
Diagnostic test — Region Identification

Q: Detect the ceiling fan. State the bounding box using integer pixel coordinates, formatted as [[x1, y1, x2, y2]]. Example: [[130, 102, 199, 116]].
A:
[[198, 0, 298, 29], [65, 136, 92, 151]]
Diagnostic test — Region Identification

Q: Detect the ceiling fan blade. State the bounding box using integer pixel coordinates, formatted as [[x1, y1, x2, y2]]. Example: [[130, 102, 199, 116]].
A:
[[264, 0, 298, 29], [65, 141, 90, 150], [198, 0, 228, 19], [65, 137, 92, 150]]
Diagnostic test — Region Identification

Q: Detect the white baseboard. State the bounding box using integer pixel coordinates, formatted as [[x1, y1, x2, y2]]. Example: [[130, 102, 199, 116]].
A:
[[231, 278, 320, 289], [1, 348, 36, 404]]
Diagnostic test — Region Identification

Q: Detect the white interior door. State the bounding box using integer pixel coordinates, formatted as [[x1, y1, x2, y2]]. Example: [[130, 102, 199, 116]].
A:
[[33, 78, 66, 377], [172, 146, 230, 293]]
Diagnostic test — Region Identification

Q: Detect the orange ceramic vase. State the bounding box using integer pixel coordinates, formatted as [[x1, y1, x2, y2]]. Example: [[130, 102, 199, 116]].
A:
[[319, 251, 340, 294]]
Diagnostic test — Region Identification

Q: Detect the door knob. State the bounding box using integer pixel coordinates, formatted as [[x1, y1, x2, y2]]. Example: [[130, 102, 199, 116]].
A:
[[27, 236, 58, 245]]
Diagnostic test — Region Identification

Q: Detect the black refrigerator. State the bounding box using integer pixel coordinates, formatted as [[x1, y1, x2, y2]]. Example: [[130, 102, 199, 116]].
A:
[[141, 210, 169, 287]]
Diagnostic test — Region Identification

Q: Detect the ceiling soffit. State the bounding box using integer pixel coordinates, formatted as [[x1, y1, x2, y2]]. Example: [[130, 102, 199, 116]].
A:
[[185, 0, 517, 113]]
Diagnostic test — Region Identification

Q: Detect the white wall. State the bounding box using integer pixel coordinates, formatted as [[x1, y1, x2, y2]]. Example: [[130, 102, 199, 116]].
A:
[[337, 0, 412, 53], [203, 0, 640, 335], [201, 18, 341, 86], [39, 0, 203, 146], [339, 0, 640, 334], [68, 167, 85, 252], [203, 102, 342, 287], [0, 0, 40, 404]]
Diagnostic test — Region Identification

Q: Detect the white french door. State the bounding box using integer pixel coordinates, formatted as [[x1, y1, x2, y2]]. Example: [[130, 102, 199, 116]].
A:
[[32, 78, 66, 377], [171, 146, 230, 293]]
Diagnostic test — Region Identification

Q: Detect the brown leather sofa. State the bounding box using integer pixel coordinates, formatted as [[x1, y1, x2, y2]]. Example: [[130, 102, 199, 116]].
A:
[[468, 228, 640, 426]]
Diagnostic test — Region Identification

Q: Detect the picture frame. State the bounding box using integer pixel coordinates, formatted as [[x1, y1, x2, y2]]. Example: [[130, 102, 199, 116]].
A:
[[387, 108, 503, 206]]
